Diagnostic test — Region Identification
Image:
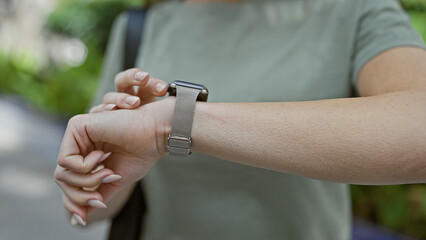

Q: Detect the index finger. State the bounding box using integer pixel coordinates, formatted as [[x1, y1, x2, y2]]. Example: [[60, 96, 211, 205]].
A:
[[58, 150, 106, 174], [115, 68, 149, 93], [57, 116, 110, 173]]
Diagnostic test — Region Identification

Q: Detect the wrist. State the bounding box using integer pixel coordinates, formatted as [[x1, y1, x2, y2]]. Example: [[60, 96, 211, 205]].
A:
[[150, 97, 175, 156], [152, 96, 209, 157]]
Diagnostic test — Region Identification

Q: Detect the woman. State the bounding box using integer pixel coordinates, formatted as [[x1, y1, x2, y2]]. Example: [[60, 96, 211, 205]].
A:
[[54, 0, 426, 239]]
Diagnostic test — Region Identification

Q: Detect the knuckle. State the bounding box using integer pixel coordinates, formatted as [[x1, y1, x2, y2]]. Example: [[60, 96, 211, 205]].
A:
[[82, 174, 100, 187], [54, 178, 61, 186], [85, 178, 99, 188], [57, 157, 67, 168], [82, 165, 94, 174], [90, 170, 112, 187], [102, 92, 114, 103], [114, 71, 124, 85], [54, 170, 63, 182], [119, 95, 129, 103], [89, 105, 101, 113], [75, 198, 87, 206], [75, 193, 96, 206], [69, 194, 87, 205], [128, 68, 139, 73], [126, 68, 138, 79], [68, 114, 85, 127]]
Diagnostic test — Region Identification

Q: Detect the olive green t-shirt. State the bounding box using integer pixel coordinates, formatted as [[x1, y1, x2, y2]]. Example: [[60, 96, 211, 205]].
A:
[[93, 0, 425, 239]]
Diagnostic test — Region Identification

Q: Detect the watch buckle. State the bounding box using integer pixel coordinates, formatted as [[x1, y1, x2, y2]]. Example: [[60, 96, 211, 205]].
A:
[[167, 135, 192, 156]]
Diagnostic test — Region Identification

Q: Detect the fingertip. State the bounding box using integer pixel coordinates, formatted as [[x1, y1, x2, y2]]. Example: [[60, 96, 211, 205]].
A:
[[98, 152, 112, 163], [88, 150, 106, 159], [80, 150, 106, 173], [71, 213, 87, 226], [57, 155, 82, 170], [90, 164, 105, 174], [70, 215, 78, 225], [87, 199, 107, 209], [134, 71, 149, 85], [63, 194, 88, 226], [104, 104, 117, 111], [154, 82, 168, 96], [124, 96, 141, 106], [101, 174, 122, 183]]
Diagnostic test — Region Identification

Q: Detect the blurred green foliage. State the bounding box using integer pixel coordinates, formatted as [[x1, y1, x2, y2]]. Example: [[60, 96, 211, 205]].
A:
[[0, 45, 102, 114], [408, 11, 426, 40], [46, 1, 126, 52], [0, 0, 145, 115], [401, 0, 426, 10], [0, 0, 425, 237], [45, 0, 151, 52], [351, 185, 426, 238]]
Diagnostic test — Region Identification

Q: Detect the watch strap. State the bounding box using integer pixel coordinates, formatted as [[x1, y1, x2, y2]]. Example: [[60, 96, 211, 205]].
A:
[[168, 85, 201, 157]]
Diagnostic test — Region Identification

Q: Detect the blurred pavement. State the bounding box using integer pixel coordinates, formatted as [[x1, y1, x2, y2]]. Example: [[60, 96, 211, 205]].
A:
[[0, 96, 108, 240]]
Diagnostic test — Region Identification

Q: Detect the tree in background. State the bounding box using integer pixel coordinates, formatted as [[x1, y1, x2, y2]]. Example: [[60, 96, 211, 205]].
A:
[[0, 0, 143, 115]]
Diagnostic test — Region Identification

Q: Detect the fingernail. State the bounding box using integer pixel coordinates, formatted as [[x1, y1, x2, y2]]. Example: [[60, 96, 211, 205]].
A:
[[98, 152, 112, 163], [88, 199, 107, 209], [125, 96, 139, 105], [101, 174, 122, 183], [71, 216, 78, 225], [71, 213, 86, 226], [83, 185, 99, 192], [155, 83, 167, 92], [90, 164, 104, 174], [134, 71, 149, 81], [104, 104, 116, 111]]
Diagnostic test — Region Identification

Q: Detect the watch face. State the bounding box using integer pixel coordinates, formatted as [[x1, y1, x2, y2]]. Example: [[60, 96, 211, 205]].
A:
[[168, 80, 209, 102]]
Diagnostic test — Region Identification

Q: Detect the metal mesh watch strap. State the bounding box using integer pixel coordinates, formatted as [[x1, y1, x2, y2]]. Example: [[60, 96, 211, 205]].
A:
[[167, 85, 202, 157]]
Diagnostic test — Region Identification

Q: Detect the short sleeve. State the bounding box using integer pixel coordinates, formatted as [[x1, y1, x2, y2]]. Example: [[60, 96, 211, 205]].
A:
[[88, 12, 128, 108], [351, 0, 426, 88]]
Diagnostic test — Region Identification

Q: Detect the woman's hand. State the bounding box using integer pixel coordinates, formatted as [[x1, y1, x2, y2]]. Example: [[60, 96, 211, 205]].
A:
[[55, 69, 171, 225], [55, 98, 174, 226], [89, 69, 169, 113], [54, 151, 118, 226]]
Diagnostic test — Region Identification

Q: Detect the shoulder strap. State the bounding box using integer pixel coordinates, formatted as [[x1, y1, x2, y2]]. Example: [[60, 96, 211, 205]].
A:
[[108, 8, 148, 240], [124, 8, 149, 69], [108, 183, 146, 240]]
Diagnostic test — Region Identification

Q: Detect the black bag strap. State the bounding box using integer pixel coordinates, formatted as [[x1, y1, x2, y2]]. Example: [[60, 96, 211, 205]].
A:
[[108, 8, 148, 240], [124, 8, 149, 69], [108, 183, 146, 240]]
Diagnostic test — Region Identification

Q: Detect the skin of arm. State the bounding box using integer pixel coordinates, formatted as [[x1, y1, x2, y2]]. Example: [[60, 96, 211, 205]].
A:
[[70, 47, 426, 224], [187, 47, 426, 185]]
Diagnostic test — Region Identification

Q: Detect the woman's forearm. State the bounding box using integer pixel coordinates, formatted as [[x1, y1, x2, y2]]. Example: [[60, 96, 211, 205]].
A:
[[190, 90, 426, 185]]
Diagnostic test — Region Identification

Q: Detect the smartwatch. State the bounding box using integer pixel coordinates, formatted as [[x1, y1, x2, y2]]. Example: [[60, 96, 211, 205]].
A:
[[167, 80, 209, 157]]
